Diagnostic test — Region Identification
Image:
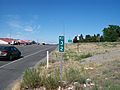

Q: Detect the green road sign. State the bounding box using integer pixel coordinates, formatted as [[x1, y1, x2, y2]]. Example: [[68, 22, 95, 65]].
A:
[[68, 39, 72, 43], [59, 36, 64, 52]]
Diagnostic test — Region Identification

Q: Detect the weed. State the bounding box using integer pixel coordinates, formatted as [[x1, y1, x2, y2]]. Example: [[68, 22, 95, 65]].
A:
[[91, 84, 99, 90], [103, 80, 120, 90], [49, 59, 56, 64], [39, 62, 46, 67], [63, 49, 92, 62], [44, 74, 60, 90], [75, 53, 92, 62], [64, 68, 82, 84], [80, 53, 92, 59], [21, 68, 41, 89], [63, 50, 77, 61]]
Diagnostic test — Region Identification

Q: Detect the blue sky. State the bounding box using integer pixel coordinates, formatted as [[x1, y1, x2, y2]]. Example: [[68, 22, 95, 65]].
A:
[[0, 0, 120, 43]]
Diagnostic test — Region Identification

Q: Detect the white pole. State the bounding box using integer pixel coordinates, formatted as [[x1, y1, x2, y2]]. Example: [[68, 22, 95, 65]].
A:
[[47, 51, 49, 69]]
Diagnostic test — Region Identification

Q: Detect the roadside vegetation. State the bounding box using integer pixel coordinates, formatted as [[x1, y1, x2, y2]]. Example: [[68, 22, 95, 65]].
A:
[[11, 24, 120, 90], [12, 42, 120, 90]]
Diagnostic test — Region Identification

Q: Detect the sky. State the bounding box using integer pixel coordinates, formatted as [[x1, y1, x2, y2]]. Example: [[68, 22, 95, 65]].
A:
[[0, 0, 120, 43]]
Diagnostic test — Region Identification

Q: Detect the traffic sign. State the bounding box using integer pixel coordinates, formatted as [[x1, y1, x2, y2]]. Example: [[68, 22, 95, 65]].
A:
[[59, 36, 64, 52], [68, 39, 72, 43]]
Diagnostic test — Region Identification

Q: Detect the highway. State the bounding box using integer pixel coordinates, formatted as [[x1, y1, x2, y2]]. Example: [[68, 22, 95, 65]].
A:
[[0, 44, 57, 89]]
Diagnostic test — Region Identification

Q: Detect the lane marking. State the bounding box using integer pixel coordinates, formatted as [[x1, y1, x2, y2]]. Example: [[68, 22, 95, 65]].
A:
[[0, 47, 54, 69]]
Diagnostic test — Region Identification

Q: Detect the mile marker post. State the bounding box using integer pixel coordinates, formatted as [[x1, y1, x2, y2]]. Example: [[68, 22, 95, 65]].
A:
[[47, 51, 49, 69], [77, 35, 80, 53], [59, 36, 64, 87]]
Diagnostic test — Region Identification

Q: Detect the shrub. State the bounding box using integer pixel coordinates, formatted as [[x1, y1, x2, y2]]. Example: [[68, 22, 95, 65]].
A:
[[63, 49, 92, 62], [44, 74, 60, 90], [63, 50, 77, 61], [103, 80, 120, 90], [21, 68, 41, 89], [91, 80, 120, 90], [64, 68, 81, 84], [75, 53, 92, 61], [80, 53, 92, 59]]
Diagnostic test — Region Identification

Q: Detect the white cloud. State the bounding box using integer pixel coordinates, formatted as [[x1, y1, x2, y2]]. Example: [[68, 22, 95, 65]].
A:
[[24, 26, 33, 32], [32, 25, 41, 31], [3, 15, 42, 40], [16, 32, 22, 37], [6, 15, 41, 33], [6, 32, 22, 39], [24, 24, 41, 32], [7, 20, 22, 29], [10, 22, 22, 28]]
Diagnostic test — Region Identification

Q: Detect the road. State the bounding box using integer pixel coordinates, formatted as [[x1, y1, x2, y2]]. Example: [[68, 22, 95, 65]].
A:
[[0, 44, 57, 89]]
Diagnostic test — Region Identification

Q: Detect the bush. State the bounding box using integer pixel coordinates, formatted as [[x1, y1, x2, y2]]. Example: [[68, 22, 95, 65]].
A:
[[75, 53, 92, 61], [91, 80, 120, 90], [103, 80, 120, 90], [63, 49, 92, 62], [80, 53, 92, 59], [21, 68, 41, 89], [63, 50, 77, 61], [44, 74, 60, 90], [64, 68, 82, 84]]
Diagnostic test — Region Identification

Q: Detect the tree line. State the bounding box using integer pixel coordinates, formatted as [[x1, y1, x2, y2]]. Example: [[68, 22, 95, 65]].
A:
[[73, 25, 120, 43]]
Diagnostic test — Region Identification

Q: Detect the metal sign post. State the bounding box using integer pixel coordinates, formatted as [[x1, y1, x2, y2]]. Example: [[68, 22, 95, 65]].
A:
[[59, 36, 64, 86]]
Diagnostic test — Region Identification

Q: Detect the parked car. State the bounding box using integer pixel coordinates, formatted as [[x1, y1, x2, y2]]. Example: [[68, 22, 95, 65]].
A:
[[42, 42, 46, 45], [0, 46, 21, 60]]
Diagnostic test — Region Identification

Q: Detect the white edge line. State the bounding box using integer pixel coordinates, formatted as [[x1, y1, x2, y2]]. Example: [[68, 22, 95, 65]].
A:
[[0, 47, 52, 69]]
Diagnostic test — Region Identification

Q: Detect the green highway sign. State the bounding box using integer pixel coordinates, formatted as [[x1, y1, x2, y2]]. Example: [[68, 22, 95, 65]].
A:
[[68, 39, 72, 43], [59, 36, 64, 52]]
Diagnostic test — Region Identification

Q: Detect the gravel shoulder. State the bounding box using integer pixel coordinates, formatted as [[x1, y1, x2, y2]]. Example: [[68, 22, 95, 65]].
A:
[[82, 49, 120, 64]]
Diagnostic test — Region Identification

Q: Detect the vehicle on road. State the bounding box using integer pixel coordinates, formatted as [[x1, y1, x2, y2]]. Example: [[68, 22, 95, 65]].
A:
[[0, 46, 21, 60], [42, 42, 46, 45]]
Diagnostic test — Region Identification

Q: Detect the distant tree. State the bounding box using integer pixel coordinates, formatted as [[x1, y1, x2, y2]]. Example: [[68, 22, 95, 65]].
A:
[[31, 41, 37, 44], [103, 25, 120, 42], [85, 35, 91, 42], [96, 34, 100, 42], [97, 34, 100, 37], [79, 34, 84, 42], [73, 33, 103, 43], [73, 36, 78, 43], [100, 36, 104, 42], [91, 34, 97, 42]]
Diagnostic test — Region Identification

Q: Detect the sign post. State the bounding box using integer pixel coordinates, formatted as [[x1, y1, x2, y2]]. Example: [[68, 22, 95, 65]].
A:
[[59, 36, 64, 86]]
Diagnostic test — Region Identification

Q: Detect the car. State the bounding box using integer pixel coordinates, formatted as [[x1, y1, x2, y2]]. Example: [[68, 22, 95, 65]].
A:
[[0, 46, 21, 60], [42, 42, 46, 45]]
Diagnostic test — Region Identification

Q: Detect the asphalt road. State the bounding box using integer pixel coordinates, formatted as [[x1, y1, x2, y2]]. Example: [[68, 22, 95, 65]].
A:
[[0, 44, 57, 89]]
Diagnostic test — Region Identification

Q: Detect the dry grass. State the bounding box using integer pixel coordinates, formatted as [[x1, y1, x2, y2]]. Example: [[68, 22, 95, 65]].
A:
[[89, 59, 120, 90], [12, 81, 21, 90], [66, 42, 120, 55], [12, 42, 120, 90]]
